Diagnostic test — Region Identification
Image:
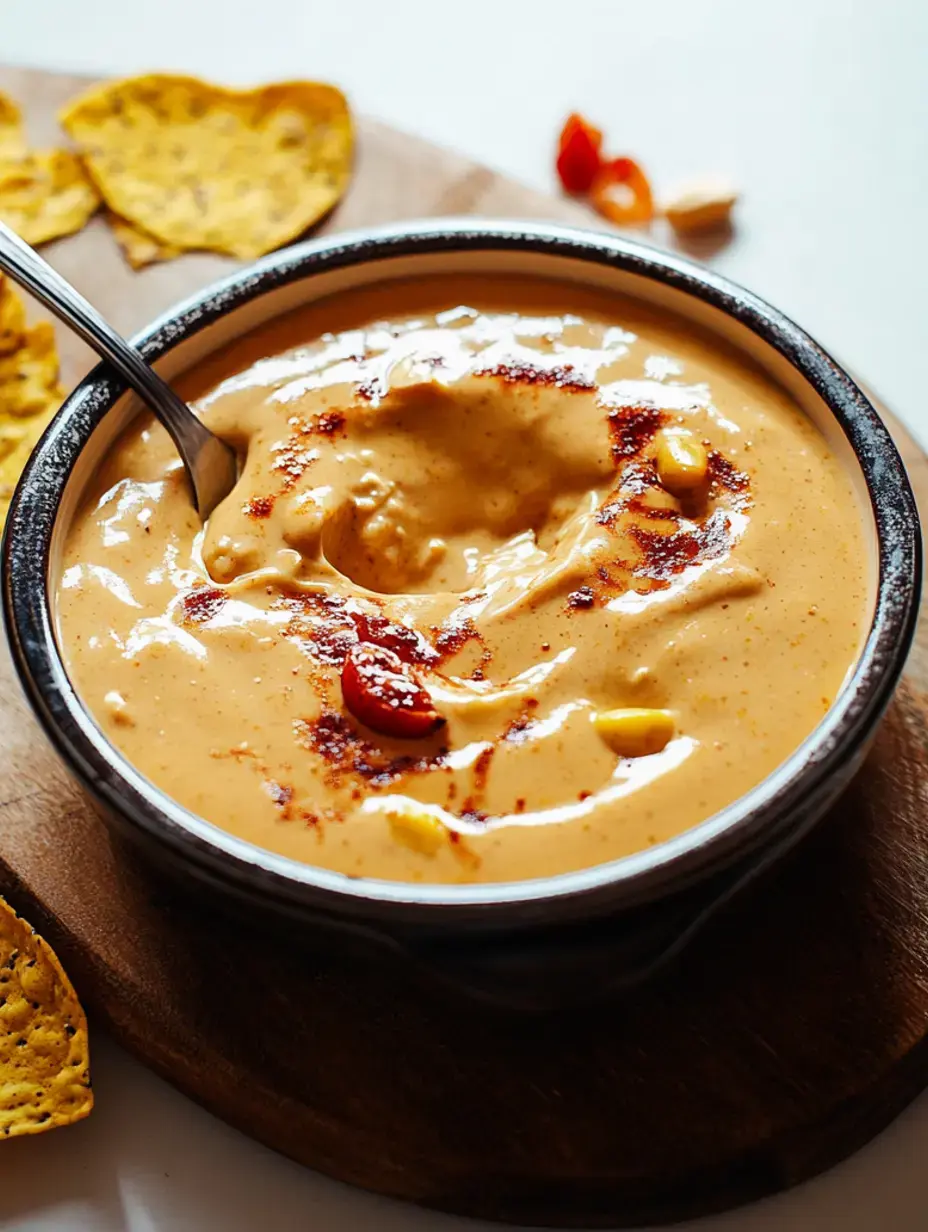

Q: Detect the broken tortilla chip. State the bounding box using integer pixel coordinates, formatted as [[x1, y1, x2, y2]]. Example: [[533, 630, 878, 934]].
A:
[[0, 91, 25, 160], [0, 149, 100, 246], [0, 894, 92, 1139], [0, 320, 61, 418], [0, 276, 26, 356], [107, 210, 181, 269], [60, 74, 353, 260], [0, 400, 59, 526], [0, 278, 65, 526]]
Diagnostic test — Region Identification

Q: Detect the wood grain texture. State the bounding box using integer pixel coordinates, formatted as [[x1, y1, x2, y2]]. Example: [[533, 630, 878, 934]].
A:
[[0, 64, 925, 1228]]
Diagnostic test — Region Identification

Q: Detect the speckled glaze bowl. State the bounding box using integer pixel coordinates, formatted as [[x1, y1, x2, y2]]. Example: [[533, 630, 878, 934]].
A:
[[2, 221, 922, 1009]]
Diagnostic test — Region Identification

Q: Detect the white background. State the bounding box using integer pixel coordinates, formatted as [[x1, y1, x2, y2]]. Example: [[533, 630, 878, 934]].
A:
[[2, 2, 927, 1228]]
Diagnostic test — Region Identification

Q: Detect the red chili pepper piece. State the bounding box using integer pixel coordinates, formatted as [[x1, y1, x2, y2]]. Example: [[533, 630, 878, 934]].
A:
[[590, 156, 655, 225], [556, 113, 604, 195], [341, 642, 445, 739]]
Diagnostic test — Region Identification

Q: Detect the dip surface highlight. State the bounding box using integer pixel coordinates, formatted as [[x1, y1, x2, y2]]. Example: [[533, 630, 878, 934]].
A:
[[57, 277, 869, 884]]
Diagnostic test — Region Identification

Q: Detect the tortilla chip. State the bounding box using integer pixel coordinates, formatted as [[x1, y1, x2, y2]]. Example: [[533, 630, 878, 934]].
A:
[[0, 276, 26, 356], [0, 283, 64, 526], [60, 74, 352, 260], [0, 895, 92, 1138], [0, 149, 100, 246], [0, 91, 26, 160], [107, 211, 181, 268], [0, 321, 60, 418], [0, 401, 59, 525]]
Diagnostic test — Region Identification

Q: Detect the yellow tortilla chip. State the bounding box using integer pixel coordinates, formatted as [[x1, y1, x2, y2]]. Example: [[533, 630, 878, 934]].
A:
[[0, 149, 100, 246], [0, 320, 60, 418], [0, 400, 59, 526], [0, 276, 25, 356], [107, 211, 181, 268], [60, 74, 352, 260], [0, 91, 25, 159], [0, 285, 64, 526], [0, 895, 92, 1138]]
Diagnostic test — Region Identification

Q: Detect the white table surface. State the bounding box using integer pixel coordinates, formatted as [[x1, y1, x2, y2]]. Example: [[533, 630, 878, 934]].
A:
[[2, 2, 927, 1228]]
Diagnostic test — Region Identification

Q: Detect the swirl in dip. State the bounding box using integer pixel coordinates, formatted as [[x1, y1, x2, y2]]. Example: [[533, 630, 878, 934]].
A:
[[57, 276, 869, 884]]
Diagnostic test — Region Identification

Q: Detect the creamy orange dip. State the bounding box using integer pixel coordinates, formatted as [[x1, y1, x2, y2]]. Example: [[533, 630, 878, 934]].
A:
[[57, 276, 869, 884]]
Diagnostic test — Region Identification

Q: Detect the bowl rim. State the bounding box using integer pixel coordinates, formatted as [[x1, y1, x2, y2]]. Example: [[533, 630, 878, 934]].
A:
[[2, 218, 922, 919]]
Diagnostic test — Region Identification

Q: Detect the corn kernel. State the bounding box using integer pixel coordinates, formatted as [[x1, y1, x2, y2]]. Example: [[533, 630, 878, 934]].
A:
[[593, 707, 675, 758], [655, 429, 709, 496], [663, 180, 739, 234], [386, 804, 448, 855]]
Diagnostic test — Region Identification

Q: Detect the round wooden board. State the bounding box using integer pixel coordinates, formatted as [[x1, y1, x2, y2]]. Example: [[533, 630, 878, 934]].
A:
[[0, 64, 926, 1229]]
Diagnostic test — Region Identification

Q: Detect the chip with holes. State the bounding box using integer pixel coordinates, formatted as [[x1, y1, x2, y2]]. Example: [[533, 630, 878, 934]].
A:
[[61, 73, 353, 260], [0, 894, 93, 1139]]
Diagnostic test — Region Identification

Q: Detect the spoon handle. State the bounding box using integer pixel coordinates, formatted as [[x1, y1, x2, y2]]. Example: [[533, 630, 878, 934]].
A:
[[0, 220, 236, 516]]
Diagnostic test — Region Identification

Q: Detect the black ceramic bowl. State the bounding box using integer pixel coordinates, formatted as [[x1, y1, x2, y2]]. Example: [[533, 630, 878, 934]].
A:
[[2, 221, 922, 1009]]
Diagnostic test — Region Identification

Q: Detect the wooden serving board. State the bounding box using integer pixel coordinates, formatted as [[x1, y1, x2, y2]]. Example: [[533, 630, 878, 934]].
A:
[[1, 64, 927, 1228]]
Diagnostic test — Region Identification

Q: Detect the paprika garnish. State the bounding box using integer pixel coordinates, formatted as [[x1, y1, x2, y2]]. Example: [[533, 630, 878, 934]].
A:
[[590, 156, 655, 226], [555, 113, 604, 195]]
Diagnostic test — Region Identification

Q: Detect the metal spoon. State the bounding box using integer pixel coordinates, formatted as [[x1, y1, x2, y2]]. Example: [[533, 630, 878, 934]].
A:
[[0, 220, 237, 517]]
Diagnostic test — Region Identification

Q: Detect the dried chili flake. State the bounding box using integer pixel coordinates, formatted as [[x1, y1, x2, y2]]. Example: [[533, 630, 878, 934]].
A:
[[341, 642, 445, 740]]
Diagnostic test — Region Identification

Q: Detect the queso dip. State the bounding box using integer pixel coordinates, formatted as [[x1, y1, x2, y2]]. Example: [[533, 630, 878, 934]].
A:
[[57, 276, 869, 883]]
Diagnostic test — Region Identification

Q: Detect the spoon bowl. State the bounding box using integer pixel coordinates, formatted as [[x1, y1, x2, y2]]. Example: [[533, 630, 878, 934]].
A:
[[1, 219, 921, 1009]]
